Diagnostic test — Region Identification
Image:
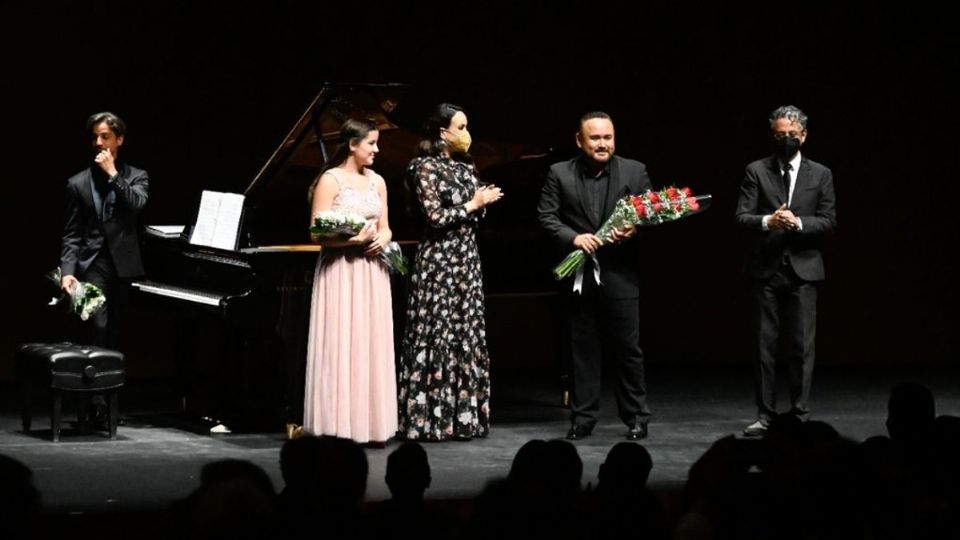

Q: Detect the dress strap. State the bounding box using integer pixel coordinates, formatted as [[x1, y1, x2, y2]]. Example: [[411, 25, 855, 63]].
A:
[[325, 168, 344, 187], [364, 168, 378, 191]]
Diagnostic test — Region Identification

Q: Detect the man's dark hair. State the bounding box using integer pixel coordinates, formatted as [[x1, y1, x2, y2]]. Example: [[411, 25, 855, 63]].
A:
[[769, 105, 808, 131], [579, 111, 612, 130], [86, 111, 127, 137]]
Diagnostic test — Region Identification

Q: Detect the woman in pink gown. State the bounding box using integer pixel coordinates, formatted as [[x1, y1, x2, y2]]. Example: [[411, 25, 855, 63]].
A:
[[304, 119, 397, 444]]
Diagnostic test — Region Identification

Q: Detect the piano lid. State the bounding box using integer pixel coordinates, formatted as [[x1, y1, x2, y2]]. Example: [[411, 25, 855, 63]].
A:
[[239, 82, 413, 248]]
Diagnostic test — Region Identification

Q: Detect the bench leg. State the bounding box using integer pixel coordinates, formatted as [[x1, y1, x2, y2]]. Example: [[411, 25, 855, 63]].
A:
[[51, 392, 62, 442], [108, 392, 119, 440]]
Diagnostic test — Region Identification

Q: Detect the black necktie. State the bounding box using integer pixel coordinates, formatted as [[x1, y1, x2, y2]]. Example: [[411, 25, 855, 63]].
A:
[[782, 163, 792, 205]]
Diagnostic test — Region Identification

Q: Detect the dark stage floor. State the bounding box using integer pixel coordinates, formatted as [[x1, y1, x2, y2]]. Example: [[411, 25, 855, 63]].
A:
[[2, 364, 958, 515]]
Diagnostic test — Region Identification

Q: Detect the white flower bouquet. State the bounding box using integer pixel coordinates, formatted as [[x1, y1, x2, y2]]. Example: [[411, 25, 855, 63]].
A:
[[310, 210, 367, 237], [47, 267, 106, 321], [310, 210, 408, 275]]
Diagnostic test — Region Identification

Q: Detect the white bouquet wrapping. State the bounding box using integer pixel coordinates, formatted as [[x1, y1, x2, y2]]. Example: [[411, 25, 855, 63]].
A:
[[47, 267, 106, 321]]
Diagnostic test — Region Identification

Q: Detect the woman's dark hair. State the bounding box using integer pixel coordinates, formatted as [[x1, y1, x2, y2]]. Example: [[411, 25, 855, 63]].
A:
[[405, 103, 475, 224], [308, 118, 378, 203], [416, 103, 465, 158]]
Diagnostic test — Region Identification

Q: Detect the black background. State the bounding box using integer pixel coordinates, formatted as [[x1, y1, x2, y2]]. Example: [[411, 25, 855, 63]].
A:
[[2, 3, 957, 378]]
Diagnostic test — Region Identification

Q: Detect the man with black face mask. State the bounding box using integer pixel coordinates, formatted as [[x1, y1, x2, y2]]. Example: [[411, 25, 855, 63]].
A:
[[735, 105, 837, 437]]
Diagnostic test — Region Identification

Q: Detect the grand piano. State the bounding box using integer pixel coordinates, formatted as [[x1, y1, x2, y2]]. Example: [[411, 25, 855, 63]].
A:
[[133, 82, 556, 433], [133, 83, 418, 432]]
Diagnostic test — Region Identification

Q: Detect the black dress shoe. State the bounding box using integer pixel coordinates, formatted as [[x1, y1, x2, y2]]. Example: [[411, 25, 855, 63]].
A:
[[566, 424, 593, 440], [87, 403, 110, 431], [626, 424, 648, 440]]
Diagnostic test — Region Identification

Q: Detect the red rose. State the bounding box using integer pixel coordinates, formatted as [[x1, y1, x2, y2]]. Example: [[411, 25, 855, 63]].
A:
[[672, 202, 681, 211], [636, 204, 647, 217], [652, 202, 663, 213], [666, 187, 679, 200], [647, 191, 660, 203], [681, 186, 693, 197], [688, 199, 700, 211]]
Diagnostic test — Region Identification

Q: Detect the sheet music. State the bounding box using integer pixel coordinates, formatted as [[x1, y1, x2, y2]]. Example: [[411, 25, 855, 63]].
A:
[[190, 191, 245, 250]]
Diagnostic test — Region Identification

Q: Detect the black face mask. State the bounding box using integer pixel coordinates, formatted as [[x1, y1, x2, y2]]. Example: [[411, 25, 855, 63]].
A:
[[774, 136, 801, 160]]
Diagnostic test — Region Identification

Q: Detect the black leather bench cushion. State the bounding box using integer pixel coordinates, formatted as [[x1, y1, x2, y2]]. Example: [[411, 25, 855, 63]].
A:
[[15, 342, 125, 391]]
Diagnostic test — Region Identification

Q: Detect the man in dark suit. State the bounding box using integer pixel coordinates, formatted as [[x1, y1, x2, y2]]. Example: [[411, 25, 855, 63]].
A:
[[538, 112, 652, 441], [735, 105, 837, 436], [61, 111, 149, 350]]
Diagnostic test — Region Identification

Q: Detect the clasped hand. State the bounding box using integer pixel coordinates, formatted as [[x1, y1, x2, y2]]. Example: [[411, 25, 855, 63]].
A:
[[348, 224, 389, 256], [769, 203, 799, 231], [467, 184, 504, 212]]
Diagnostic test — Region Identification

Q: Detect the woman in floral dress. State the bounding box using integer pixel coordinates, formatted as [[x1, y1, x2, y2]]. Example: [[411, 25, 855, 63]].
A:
[[304, 118, 397, 445], [399, 103, 504, 441]]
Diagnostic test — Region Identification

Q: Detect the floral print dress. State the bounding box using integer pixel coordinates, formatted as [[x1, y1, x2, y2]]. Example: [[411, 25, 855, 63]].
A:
[[399, 155, 490, 440]]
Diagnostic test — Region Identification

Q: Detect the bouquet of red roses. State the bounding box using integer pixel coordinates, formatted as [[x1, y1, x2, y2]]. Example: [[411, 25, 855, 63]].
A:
[[553, 186, 711, 281]]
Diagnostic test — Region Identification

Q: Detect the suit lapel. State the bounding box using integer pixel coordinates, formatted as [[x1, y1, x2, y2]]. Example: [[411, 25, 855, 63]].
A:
[[82, 169, 100, 220], [764, 156, 787, 206], [601, 156, 621, 223], [572, 158, 600, 230], [793, 158, 812, 209]]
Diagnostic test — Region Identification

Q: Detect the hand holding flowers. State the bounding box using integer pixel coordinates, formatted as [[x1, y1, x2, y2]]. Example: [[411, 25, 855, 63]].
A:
[[553, 186, 711, 281], [311, 210, 408, 275], [46, 267, 106, 321]]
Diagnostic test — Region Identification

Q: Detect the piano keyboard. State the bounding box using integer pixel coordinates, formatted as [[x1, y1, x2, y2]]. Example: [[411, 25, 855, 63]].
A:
[[132, 280, 225, 306]]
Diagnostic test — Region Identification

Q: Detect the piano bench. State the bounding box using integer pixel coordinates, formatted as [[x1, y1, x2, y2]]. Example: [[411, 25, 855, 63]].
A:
[[14, 342, 125, 442]]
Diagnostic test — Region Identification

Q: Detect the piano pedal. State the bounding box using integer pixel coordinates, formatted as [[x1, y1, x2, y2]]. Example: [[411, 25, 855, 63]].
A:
[[286, 423, 305, 440]]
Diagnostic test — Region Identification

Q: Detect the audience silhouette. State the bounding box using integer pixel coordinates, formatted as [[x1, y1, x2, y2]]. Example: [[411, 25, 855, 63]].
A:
[[7, 381, 960, 538]]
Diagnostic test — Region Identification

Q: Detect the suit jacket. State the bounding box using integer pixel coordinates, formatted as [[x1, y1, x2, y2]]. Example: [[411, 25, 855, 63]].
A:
[[61, 163, 150, 279], [538, 155, 652, 298], [735, 154, 836, 281]]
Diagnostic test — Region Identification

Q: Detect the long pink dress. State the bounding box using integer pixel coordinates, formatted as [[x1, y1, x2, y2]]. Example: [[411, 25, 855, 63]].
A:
[[303, 169, 397, 443]]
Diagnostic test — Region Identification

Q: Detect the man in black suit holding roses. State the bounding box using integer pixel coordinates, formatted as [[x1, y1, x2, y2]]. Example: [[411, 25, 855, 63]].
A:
[[538, 111, 653, 441], [735, 105, 837, 436]]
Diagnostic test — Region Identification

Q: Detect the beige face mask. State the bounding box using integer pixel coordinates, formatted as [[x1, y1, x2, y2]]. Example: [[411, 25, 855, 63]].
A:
[[444, 128, 472, 153]]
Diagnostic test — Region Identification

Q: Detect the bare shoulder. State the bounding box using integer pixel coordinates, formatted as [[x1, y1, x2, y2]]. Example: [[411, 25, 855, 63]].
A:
[[313, 170, 342, 195], [318, 170, 341, 185]]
